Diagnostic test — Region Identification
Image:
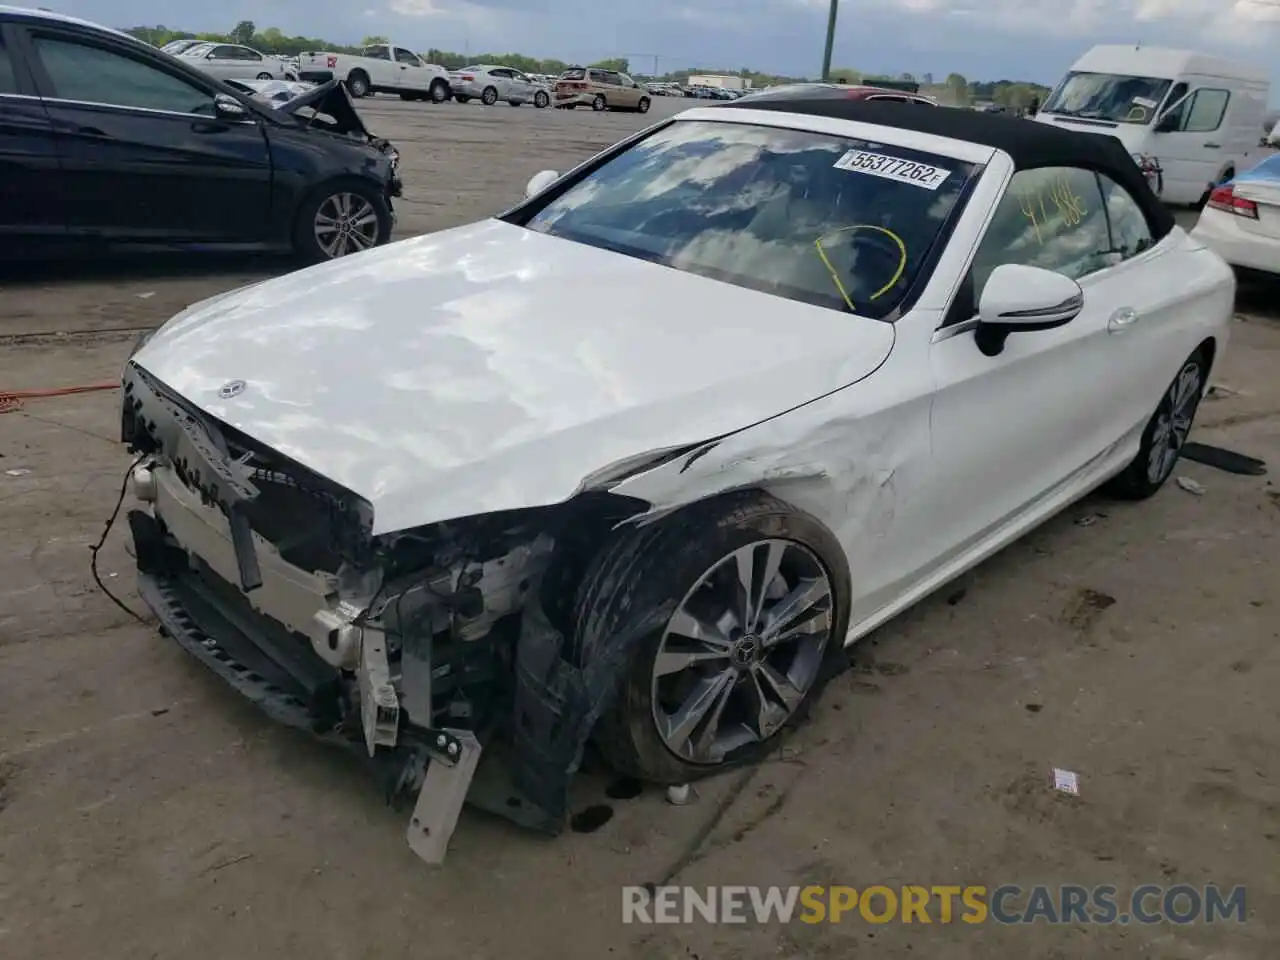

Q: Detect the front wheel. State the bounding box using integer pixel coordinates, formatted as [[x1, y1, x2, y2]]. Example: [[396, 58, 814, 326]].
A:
[[481, 86, 498, 106], [534, 90, 549, 108], [293, 181, 391, 263], [256, 72, 273, 80], [1106, 349, 1208, 499], [573, 491, 849, 784], [592, 94, 606, 111], [429, 79, 449, 103]]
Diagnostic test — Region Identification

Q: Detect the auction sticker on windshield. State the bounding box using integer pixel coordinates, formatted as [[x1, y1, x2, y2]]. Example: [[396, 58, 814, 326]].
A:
[[834, 150, 951, 190]]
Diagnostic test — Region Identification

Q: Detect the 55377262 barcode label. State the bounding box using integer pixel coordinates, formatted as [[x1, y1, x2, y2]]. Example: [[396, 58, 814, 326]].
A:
[[833, 150, 951, 190]]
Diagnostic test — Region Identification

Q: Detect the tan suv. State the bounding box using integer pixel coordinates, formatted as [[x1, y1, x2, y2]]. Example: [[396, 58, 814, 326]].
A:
[[553, 67, 651, 113]]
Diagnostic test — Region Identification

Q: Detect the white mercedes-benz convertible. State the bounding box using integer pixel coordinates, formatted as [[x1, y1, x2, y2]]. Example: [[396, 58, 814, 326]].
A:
[[119, 100, 1234, 863]]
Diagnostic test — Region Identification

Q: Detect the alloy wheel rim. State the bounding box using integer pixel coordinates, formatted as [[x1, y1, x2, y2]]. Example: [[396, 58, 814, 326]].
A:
[[1147, 361, 1202, 484], [314, 193, 379, 258], [483, 88, 497, 104], [650, 539, 835, 765]]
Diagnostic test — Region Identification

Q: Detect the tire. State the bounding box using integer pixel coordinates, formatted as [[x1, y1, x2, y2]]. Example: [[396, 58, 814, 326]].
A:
[[591, 94, 606, 111], [572, 490, 850, 784], [292, 180, 391, 264], [637, 97, 650, 114], [481, 86, 498, 106], [256, 72, 272, 80], [455, 95, 470, 104], [1105, 348, 1209, 500], [534, 90, 549, 108], [346, 71, 370, 98], [429, 79, 449, 103]]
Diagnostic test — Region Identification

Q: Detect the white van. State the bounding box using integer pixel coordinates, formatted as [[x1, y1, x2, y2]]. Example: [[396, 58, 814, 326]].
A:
[[1035, 45, 1269, 206]]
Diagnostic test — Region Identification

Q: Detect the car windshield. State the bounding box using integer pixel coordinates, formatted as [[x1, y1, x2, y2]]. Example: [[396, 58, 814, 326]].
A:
[[518, 120, 978, 319], [1041, 71, 1173, 124]]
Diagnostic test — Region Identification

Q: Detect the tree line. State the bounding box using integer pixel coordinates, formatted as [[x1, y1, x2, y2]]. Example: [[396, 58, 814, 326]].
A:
[[124, 21, 1048, 105]]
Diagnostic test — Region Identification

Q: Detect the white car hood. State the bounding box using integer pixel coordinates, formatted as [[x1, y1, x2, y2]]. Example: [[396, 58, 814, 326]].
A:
[[133, 220, 894, 534]]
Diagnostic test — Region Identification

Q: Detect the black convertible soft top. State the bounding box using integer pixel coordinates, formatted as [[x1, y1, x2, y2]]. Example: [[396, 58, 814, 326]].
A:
[[722, 99, 1175, 240]]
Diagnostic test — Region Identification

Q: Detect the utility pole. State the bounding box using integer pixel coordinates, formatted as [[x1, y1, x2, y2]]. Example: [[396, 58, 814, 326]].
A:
[[821, 0, 839, 81]]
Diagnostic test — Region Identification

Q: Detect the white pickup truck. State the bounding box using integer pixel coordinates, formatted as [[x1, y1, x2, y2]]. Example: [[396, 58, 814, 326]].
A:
[[298, 44, 452, 102]]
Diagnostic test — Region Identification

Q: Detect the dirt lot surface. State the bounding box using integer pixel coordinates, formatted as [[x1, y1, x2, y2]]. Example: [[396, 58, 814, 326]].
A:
[[1, 97, 1277, 959]]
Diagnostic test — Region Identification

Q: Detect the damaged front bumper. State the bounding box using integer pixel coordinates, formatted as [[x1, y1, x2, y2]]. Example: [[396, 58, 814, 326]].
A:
[[120, 362, 629, 863]]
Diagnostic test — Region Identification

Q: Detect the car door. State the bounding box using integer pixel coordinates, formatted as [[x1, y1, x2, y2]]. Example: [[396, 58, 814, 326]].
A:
[[22, 26, 273, 243], [393, 46, 421, 91], [1154, 84, 1232, 202], [616, 73, 641, 108], [232, 47, 268, 79], [928, 164, 1144, 557], [487, 68, 515, 99], [199, 45, 242, 81], [509, 70, 534, 101], [0, 24, 65, 244]]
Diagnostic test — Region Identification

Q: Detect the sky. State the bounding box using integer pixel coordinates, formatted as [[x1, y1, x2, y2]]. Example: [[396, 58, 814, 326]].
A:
[[38, 0, 1280, 85]]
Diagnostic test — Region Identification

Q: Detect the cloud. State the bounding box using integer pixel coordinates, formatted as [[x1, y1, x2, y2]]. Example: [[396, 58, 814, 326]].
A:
[[50, 0, 1280, 90]]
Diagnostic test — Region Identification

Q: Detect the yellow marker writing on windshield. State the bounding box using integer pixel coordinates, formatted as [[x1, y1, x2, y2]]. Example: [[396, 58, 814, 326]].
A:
[[814, 224, 909, 313]]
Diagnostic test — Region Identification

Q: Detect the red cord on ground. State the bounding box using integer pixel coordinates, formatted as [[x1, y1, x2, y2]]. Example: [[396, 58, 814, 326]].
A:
[[0, 383, 119, 413]]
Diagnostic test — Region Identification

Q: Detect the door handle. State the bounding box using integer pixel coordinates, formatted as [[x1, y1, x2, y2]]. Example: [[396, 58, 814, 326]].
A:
[[1204, 142, 1221, 149], [1107, 307, 1139, 332]]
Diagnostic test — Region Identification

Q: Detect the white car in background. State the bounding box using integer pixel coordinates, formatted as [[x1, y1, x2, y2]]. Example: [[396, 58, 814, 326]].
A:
[[178, 42, 294, 81], [1191, 154, 1280, 276], [297, 44, 451, 102], [120, 101, 1231, 866], [449, 64, 549, 107]]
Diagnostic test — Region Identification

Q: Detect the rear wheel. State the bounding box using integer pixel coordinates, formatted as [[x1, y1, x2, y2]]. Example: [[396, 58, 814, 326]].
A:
[[293, 181, 391, 263], [256, 72, 272, 80], [455, 95, 471, 103], [637, 97, 650, 114], [346, 71, 370, 98], [1106, 349, 1208, 499], [592, 93, 606, 111], [534, 90, 549, 108], [481, 86, 498, 105], [573, 492, 849, 784]]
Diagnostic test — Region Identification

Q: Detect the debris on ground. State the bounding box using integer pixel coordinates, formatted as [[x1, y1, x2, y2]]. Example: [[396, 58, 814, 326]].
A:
[[1181, 442, 1267, 476], [1051, 768, 1080, 796], [1176, 476, 1206, 496], [4, 468, 30, 477], [666, 784, 693, 806]]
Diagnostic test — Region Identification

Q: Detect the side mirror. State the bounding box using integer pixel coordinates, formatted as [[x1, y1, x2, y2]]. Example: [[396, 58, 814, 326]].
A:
[[1155, 111, 1179, 133], [214, 93, 248, 120], [525, 169, 559, 198], [974, 263, 1082, 357]]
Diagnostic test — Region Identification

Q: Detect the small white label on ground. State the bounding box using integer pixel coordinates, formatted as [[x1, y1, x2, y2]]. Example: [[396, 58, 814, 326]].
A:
[[1052, 768, 1080, 795]]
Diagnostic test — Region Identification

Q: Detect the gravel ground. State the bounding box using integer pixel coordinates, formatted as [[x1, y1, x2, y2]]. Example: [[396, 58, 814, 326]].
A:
[[0, 96, 1277, 960]]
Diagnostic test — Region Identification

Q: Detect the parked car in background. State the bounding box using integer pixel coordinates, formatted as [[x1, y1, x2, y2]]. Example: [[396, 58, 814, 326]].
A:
[[449, 65, 549, 107], [298, 44, 451, 102], [1191, 154, 1280, 277], [224, 77, 318, 106], [1035, 45, 1269, 206], [554, 66, 650, 112], [738, 83, 937, 106], [177, 42, 294, 81], [0, 7, 401, 262]]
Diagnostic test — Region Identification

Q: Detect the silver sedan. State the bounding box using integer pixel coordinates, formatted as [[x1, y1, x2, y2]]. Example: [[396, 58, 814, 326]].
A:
[[448, 65, 550, 107]]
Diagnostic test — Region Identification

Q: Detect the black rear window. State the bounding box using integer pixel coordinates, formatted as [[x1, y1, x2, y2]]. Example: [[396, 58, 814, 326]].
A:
[[559, 68, 585, 81]]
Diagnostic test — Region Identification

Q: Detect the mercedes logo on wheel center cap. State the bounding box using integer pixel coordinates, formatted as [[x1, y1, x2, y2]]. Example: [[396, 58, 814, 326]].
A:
[[217, 379, 247, 399]]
